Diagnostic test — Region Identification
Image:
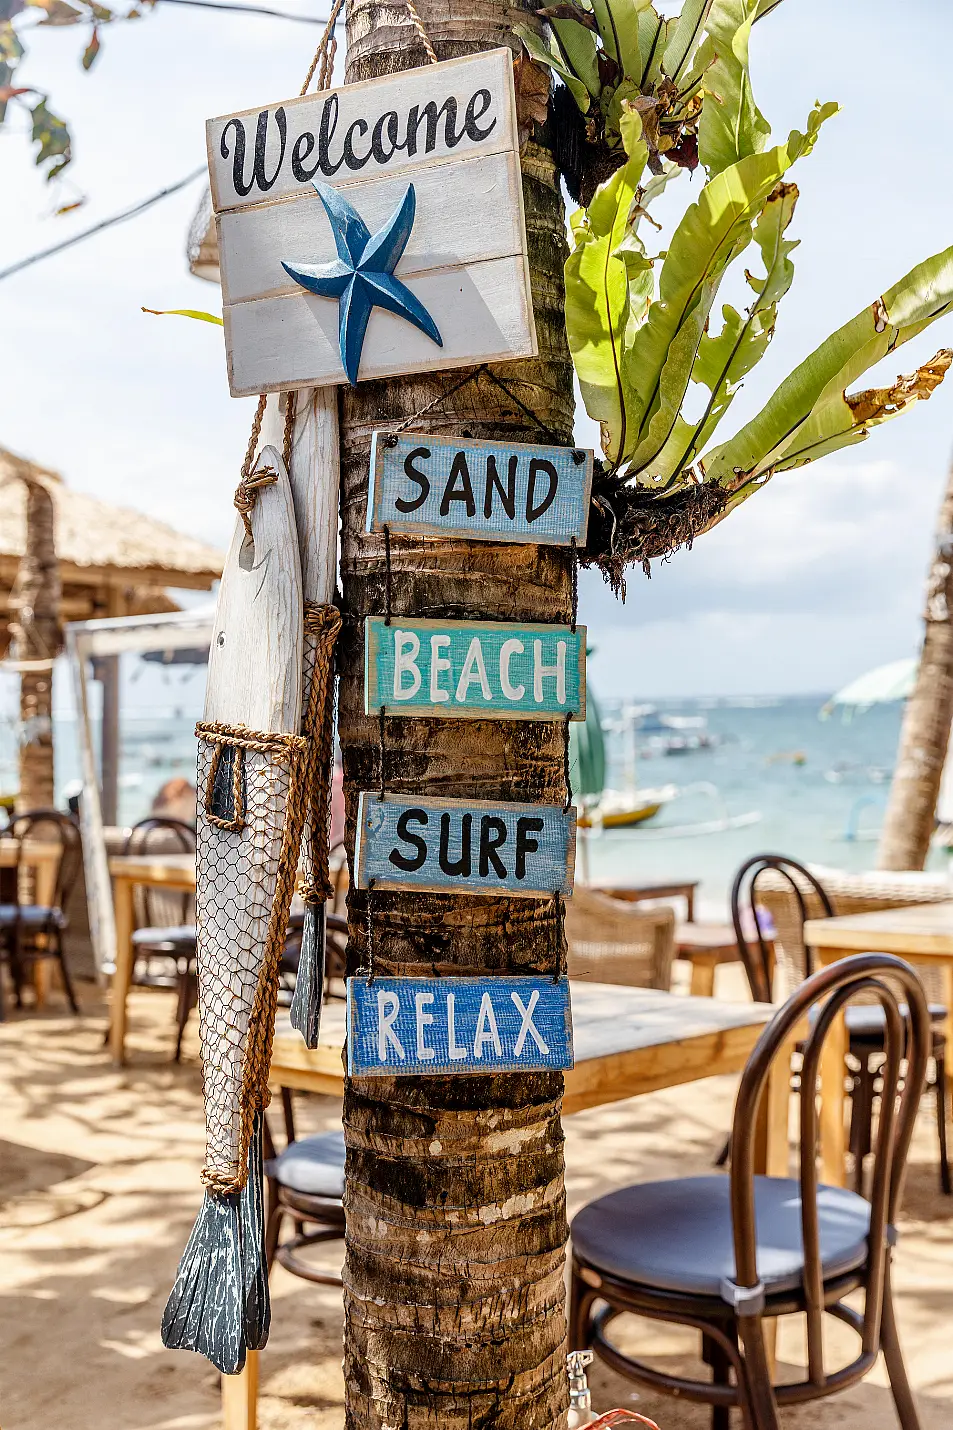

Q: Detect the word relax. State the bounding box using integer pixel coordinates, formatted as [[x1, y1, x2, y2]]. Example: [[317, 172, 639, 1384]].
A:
[[377, 986, 551, 1063], [388, 629, 574, 707]]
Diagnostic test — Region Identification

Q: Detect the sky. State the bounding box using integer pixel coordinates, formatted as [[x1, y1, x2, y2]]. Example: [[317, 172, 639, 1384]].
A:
[[3, 0, 953, 704]]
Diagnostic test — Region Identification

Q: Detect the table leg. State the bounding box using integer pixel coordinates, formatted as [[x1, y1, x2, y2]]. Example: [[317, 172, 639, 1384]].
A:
[[940, 965, 953, 1137], [689, 954, 717, 999], [110, 877, 135, 1066], [32, 854, 58, 1008], [818, 952, 847, 1188], [222, 1351, 258, 1430]]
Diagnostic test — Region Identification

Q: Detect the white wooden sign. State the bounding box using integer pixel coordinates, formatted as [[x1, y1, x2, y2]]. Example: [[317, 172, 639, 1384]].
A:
[[206, 50, 537, 395]]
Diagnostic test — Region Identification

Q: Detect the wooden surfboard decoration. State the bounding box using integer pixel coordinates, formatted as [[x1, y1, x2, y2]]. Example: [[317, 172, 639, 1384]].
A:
[[162, 445, 304, 1376]]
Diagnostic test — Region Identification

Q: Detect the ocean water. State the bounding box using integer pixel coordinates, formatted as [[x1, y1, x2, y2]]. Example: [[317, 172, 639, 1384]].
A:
[[1, 693, 941, 921]]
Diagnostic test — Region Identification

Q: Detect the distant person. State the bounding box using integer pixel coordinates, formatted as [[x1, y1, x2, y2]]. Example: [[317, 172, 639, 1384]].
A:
[[151, 777, 197, 828]]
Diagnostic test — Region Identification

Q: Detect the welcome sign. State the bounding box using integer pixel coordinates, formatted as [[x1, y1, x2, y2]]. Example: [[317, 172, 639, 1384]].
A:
[[365, 616, 586, 720], [347, 975, 574, 1076], [355, 792, 576, 897], [366, 432, 593, 545], [206, 50, 537, 394]]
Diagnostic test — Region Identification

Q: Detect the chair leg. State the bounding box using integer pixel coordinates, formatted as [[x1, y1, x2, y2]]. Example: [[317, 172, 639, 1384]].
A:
[[736, 1318, 780, 1430], [173, 965, 197, 1062], [264, 1181, 283, 1273], [56, 937, 80, 1015], [702, 1334, 731, 1430], [848, 1056, 875, 1195], [881, 1266, 923, 1430], [934, 1052, 951, 1196], [568, 1264, 599, 1351]]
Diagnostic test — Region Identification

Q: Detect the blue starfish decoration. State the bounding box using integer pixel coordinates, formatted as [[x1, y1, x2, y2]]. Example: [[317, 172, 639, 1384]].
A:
[[281, 181, 443, 386]]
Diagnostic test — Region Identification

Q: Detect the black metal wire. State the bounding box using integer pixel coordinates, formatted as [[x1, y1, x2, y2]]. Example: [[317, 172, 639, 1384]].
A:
[[552, 892, 563, 983], [563, 712, 574, 812], [569, 537, 578, 633], [364, 880, 376, 983], [383, 523, 393, 626], [377, 706, 387, 801]]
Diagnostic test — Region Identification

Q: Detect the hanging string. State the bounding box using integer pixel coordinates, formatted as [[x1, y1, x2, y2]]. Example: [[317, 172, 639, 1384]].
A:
[[378, 706, 387, 801], [234, 393, 276, 541], [299, 0, 345, 95], [562, 712, 574, 813], [282, 391, 296, 470], [404, 0, 438, 63], [364, 880, 377, 982], [551, 892, 563, 983], [569, 536, 578, 633], [383, 524, 393, 625]]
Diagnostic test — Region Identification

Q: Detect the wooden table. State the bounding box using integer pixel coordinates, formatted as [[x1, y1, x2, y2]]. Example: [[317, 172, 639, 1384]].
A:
[[0, 837, 65, 1005], [596, 879, 698, 922], [223, 983, 795, 1430], [675, 922, 745, 998], [108, 852, 196, 1065], [805, 902, 953, 1187]]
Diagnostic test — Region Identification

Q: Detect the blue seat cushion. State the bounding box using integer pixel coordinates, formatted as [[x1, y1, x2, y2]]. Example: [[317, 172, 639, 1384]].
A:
[[0, 904, 66, 930], [571, 1175, 871, 1298], [265, 1129, 345, 1199], [132, 925, 196, 951]]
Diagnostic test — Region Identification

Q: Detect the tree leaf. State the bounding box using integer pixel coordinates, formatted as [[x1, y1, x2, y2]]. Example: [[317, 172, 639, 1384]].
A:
[[142, 307, 224, 325], [619, 102, 835, 473], [30, 95, 71, 176], [662, 0, 714, 84], [548, 12, 601, 97], [82, 24, 100, 68], [33, 0, 83, 25], [697, 0, 772, 177], [564, 110, 649, 462], [701, 245, 953, 491], [513, 52, 550, 147], [514, 23, 591, 112]]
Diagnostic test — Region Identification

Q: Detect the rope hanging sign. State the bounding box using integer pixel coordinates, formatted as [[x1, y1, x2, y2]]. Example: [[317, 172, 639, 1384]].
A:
[[205, 48, 538, 394]]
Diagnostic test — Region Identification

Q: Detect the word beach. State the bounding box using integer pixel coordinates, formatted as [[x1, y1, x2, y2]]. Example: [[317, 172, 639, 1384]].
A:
[[347, 976, 574, 1076], [365, 616, 586, 720]]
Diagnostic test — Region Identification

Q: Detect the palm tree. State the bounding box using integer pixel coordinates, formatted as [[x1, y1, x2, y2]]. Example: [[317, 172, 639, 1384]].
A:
[[878, 454, 953, 870], [336, 3, 575, 1424], [9, 475, 61, 813]]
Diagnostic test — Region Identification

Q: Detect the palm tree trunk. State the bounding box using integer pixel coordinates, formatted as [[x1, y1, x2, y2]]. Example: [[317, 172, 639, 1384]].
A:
[[11, 478, 61, 813], [336, 6, 575, 1426], [878, 453, 953, 870]]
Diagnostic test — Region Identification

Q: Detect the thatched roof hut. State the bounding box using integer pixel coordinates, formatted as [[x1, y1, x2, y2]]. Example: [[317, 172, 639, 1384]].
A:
[[0, 446, 224, 658]]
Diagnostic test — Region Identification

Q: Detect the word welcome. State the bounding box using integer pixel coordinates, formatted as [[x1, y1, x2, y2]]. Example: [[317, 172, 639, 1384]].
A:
[[365, 617, 586, 720], [367, 432, 593, 545], [355, 793, 576, 897], [346, 975, 574, 1076]]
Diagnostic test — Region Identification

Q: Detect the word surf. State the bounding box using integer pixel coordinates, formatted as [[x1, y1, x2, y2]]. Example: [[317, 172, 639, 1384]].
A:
[[365, 616, 586, 720], [355, 793, 576, 897], [367, 432, 593, 545], [347, 975, 574, 1076]]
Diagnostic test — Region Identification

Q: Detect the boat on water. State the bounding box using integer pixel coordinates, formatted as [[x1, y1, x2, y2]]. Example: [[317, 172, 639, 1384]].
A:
[[577, 783, 677, 829]]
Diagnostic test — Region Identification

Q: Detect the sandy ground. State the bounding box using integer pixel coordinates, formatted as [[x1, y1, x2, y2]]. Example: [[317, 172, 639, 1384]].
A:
[[1, 969, 952, 1430]]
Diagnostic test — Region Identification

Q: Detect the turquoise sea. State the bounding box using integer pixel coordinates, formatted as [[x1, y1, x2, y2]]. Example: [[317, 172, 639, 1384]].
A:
[[1, 690, 941, 920]]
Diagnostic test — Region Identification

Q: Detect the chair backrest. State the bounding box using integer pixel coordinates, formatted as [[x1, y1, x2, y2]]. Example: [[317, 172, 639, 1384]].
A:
[[755, 864, 951, 1005], [7, 808, 82, 917], [730, 854, 834, 1004], [124, 817, 196, 931], [564, 887, 676, 990], [729, 953, 930, 1384]]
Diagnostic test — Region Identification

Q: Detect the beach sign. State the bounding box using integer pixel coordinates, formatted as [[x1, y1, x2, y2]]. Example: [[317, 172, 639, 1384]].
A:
[[355, 792, 575, 897], [346, 975, 574, 1076], [367, 432, 593, 544], [365, 616, 586, 721], [206, 49, 537, 395]]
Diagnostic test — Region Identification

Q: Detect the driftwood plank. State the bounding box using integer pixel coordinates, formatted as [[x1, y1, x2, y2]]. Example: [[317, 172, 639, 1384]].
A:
[[354, 791, 576, 897], [365, 615, 586, 720]]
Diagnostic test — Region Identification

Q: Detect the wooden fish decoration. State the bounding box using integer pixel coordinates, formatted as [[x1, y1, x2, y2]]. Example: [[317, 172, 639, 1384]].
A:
[[162, 446, 305, 1375]]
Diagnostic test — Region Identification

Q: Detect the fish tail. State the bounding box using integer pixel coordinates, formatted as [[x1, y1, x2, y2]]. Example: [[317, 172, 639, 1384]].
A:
[[290, 900, 326, 1049], [161, 1111, 270, 1374]]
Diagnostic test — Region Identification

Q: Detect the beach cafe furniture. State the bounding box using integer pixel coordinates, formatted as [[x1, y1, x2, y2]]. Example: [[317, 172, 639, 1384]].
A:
[[0, 823, 63, 1005], [263, 1103, 345, 1289], [570, 954, 931, 1430], [213, 982, 800, 1430], [0, 809, 82, 1016], [747, 859, 951, 1193], [124, 817, 197, 1062], [588, 881, 742, 996], [565, 887, 676, 990], [804, 901, 953, 1189]]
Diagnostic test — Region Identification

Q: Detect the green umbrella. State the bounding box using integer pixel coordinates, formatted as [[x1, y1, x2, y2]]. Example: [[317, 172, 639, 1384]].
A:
[[569, 680, 605, 801]]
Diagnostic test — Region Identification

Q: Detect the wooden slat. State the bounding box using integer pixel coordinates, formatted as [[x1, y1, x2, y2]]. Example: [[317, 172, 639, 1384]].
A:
[[207, 50, 516, 213], [366, 431, 593, 545], [218, 150, 524, 306], [354, 791, 576, 897], [365, 616, 586, 721], [805, 901, 953, 956], [224, 253, 536, 396]]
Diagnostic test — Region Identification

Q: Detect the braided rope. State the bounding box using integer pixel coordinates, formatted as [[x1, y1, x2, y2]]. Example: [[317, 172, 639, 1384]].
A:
[[404, 0, 438, 63], [299, 602, 343, 905], [196, 720, 306, 759]]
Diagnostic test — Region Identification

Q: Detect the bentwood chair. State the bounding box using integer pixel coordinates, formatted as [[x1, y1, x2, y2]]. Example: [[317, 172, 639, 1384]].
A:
[[570, 953, 932, 1430], [263, 1090, 345, 1287], [0, 809, 82, 1014], [124, 816, 197, 1061], [732, 855, 950, 1195]]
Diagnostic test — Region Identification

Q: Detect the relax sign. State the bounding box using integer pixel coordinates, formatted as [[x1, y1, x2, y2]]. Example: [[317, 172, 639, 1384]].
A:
[[346, 975, 574, 1076], [365, 616, 586, 720], [355, 793, 576, 897], [206, 50, 537, 394], [366, 432, 593, 544]]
